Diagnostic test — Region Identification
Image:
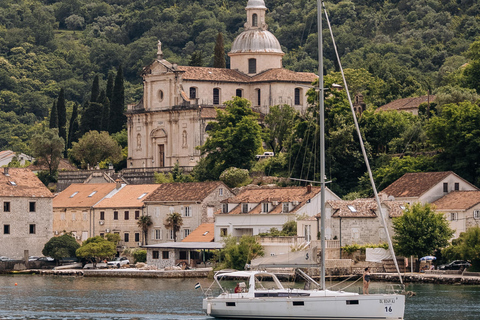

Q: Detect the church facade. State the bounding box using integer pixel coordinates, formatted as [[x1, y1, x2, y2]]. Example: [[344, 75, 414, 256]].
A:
[[126, 0, 317, 170]]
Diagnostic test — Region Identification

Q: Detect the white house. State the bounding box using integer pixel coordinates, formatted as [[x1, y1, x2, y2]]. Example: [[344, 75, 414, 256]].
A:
[[379, 171, 478, 204], [214, 185, 340, 247]]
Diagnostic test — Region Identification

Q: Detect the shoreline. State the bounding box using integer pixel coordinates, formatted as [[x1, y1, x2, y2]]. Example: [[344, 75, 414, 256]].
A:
[[4, 268, 480, 285]]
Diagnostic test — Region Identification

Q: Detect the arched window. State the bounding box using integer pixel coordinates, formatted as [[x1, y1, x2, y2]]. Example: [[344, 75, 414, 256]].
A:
[[294, 88, 302, 105], [248, 58, 257, 74], [252, 13, 258, 27], [213, 88, 220, 105], [255, 88, 261, 106], [190, 87, 197, 99], [236, 89, 243, 97]]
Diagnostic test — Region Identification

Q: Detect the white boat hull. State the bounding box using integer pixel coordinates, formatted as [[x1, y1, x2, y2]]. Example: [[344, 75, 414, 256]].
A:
[[203, 293, 405, 320]]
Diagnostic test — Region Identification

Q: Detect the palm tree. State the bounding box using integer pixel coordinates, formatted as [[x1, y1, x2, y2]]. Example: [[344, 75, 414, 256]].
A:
[[165, 212, 183, 242], [137, 215, 153, 245]]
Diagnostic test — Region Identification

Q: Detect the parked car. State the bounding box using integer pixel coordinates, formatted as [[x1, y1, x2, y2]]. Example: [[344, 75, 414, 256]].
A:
[[107, 257, 130, 268], [0, 256, 11, 261], [438, 260, 471, 270], [37, 257, 55, 262], [28, 256, 40, 261]]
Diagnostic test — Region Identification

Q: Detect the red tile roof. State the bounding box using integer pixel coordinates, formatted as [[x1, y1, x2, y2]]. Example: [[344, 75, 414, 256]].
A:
[[328, 199, 406, 218], [182, 223, 214, 242], [0, 168, 52, 198], [251, 68, 317, 83], [432, 191, 480, 211], [53, 183, 118, 208], [94, 184, 160, 208], [177, 66, 317, 84], [178, 66, 251, 82], [377, 95, 435, 112], [380, 171, 460, 198], [144, 181, 228, 202], [223, 186, 321, 203]]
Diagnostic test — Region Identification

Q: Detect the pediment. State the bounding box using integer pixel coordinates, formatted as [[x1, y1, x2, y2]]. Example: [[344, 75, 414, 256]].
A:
[[151, 128, 167, 138]]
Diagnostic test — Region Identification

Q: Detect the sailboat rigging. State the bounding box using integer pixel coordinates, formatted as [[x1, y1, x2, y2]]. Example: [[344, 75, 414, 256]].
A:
[[202, 1, 406, 319]]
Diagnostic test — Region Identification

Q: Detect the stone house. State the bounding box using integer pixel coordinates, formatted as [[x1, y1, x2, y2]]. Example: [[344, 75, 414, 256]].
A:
[[0, 150, 34, 167], [215, 185, 340, 255], [376, 95, 435, 115], [432, 191, 480, 238], [125, 0, 317, 171], [379, 171, 478, 204], [0, 168, 53, 259], [53, 183, 120, 242], [143, 181, 233, 244], [92, 184, 160, 248]]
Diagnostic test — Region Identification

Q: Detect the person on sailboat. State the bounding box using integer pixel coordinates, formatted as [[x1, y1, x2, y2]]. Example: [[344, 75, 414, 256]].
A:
[[363, 267, 371, 294]]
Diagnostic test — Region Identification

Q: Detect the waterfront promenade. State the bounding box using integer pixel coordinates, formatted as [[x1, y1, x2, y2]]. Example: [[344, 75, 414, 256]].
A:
[[15, 267, 480, 285]]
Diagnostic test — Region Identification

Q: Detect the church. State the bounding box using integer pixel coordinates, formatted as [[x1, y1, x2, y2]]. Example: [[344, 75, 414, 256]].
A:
[[126, 0, 317, 170]]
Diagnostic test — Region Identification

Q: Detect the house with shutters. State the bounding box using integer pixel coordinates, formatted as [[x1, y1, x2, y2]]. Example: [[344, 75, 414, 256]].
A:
[[215, 185, 340, 244], [432, 191, 480, 239], [0, 168, 53, 259], [92, 184, 160, 248], [143, 181, 233, 244], [379, 171, 478, 204], [53, 183, 120, 242]]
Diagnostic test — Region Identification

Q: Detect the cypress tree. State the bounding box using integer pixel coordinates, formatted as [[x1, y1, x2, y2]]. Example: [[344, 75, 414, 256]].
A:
[[214, 32, 226, 68], [98, 89, 110, 132], [189, 51, 203, 66], [57, 88, 67, 150], [106, 72, 114, 104], [109, 65, 126, 134], [67, 103, 79, 150], [81, 102, 103, 134], [90, 75, 100, 103], [49, 100, 58, 129]]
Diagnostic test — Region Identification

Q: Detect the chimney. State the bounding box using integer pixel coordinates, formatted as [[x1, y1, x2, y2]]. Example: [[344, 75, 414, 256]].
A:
[[115, 179, 122, 189], [3, 167, 9, 175], [307, 185, 312, 193]]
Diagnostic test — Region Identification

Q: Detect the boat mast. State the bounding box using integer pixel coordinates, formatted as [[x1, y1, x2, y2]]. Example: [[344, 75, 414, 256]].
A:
[[317, 0, 326, 291]]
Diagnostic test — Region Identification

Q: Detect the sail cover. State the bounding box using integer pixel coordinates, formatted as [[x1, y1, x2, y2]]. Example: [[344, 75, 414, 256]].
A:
[[250, 247, 319, 268]]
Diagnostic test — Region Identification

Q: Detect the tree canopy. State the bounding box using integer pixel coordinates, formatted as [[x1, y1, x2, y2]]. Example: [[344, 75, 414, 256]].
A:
[[216, 235, 264, 270], [69, 130, 122, 168], [442, 227, 480, 271], [195, 97, 262, 181], [75, 235, 117, 266], [393, 203, 453, 271], [42, 234, 80, 262]]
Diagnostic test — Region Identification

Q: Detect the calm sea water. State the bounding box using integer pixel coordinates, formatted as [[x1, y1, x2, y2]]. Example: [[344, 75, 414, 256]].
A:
[[0, 274, 479, 320]]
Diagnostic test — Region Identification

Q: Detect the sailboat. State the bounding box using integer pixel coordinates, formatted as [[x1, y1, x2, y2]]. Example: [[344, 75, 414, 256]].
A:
[[202, 1, 406, 319]]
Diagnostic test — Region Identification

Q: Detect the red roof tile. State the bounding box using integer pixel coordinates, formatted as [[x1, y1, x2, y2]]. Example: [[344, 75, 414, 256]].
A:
[[328, 199, 406, 218], [182, 223, 214, 242], [144, 181, 228, 202], [0, 168, 52, 198], [94, 184, 160, 208], [432, 191, 480, 211], [178, 66, 251, 82], [250, 68, 317, 83], [378, 95, 435, 112], [53, 183, 118, 208], [380, 171, 459, 198]]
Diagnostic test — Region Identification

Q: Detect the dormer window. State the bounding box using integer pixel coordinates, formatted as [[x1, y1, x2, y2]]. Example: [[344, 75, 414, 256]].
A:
[[283, 203, 289, 213], [262, 203, 269, 213], [252, 13, 258, 27], [242, 203, 249, 213]]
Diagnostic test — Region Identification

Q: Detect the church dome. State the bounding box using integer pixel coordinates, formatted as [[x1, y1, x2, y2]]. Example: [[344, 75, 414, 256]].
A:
[[246, 0, 266, 9], [230, 29, 283, 54]]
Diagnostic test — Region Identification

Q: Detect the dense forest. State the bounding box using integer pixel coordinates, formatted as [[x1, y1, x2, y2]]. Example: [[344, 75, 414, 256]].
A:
[[1, 0, 480, 196]]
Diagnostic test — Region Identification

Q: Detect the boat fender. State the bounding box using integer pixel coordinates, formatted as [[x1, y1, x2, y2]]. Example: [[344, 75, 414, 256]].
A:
[[207, 303, 212, 315]]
